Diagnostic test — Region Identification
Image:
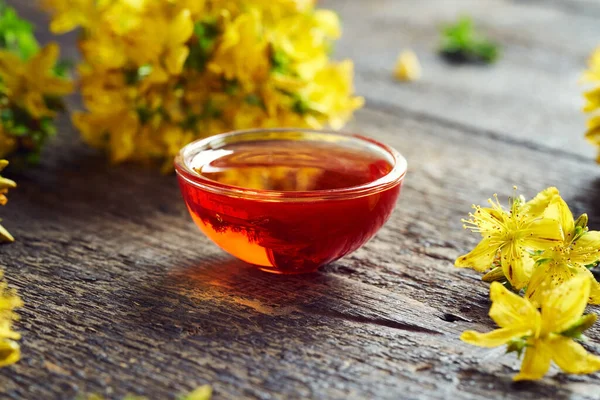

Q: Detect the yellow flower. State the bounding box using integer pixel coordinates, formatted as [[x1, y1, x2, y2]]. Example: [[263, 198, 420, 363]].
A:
[[525, 192, 600, 305], [0, 43, 73, 118], [0, 269, 22, 367], [455, 188, 563, 289], [394, 50, 422, 82], [269, 9, 339, 78], [208, 10, 270, 89], [298, 60, 365, 130], [123, 8, 194, 77], [0, 160, 16, 243], [461, 276, 600, 381]]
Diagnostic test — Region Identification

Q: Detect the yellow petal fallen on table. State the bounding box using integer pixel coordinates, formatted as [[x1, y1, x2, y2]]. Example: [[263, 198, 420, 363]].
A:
[[0, 224, 14, 243], [183, 385, 213, 400], [394, 50, 422, 82], [0, 339, 20, 367]]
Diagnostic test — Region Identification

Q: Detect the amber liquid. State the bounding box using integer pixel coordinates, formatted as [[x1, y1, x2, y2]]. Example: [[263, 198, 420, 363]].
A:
[[179, 140, 401, 273]]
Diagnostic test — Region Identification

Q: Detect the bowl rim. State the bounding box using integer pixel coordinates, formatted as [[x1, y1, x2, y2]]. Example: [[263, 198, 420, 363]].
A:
[[174, 128, 407, 201]]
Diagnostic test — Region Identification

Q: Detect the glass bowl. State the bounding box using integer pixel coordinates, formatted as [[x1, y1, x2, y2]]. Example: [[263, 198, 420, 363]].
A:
[[174, 128, 407, 274]]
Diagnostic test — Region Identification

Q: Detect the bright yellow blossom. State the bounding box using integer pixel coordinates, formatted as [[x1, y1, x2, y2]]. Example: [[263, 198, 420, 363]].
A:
[[455, 188, 563, 289], [526, 192, 600, 305], [43, 0, 363, 170], [0, 269, 22, 367], [394, 50, 422, 82], [462, 276, 600, 381]]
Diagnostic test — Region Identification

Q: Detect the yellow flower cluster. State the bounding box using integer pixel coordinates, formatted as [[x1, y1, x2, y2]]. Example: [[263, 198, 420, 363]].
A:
[[0, 1, 73, 163], [456, 187, 600, 380], [583, 48, 600, 161], [0, 269, 22, 368], [42, 0, 364, 171]]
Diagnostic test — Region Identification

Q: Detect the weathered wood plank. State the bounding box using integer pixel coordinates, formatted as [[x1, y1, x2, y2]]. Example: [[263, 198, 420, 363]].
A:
[[2, 103, 600, 399], [325, 0, 600, 159], [1, 1, 600, 400]]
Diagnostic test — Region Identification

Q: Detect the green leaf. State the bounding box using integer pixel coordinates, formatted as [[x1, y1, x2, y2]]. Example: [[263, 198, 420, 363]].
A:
[[223, 79, 239, 95], [54, 59, 74, 78], [0, 1, 39, 59], [0, 107, 12, 123], [505, 337, 528, 358], [186, 18, 219, 72], [244, 94, 263, 107], [292, 96, 311, 115], [482, 267, 506, 283], [125, 64, 153, 85], [271, 48, 290, 74], [136, 107, 153, 124]]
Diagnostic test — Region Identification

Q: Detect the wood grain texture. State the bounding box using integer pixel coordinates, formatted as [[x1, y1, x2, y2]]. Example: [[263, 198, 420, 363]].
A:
[[329, 0, 599, 159], [1, 1, 600, 399]]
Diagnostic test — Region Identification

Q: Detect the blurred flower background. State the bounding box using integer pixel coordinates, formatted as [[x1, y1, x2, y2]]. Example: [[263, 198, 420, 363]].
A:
[[42, 0, 363, 171]]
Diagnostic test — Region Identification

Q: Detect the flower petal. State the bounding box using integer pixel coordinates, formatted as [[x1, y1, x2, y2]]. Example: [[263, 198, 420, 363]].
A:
[[500, 242, 534, 290], [0, 224, 14, 243], [521, 218, 563, 250], [526, 262, 577, 307], [514, 341, 552, 381], [577, 267, 600, 305], [541, 274, 591, 334], [0, 50, 22, 78], [109, 112, 139, 163], [168, 10, 194, 45], [165, 46, 190, 75], [461, 327, 531, 348], [183, 385, 213, 400], [571, 231, 600, 266], [544, 194, 575, 242], [591, 278, 600, 305], [586, 123, 600, 146], [525, 187, 559, 218], [0, 339, 20, 367], [29, 43, 60, 76], [548, 335, 600, 374], [455, 239, 498, 272], [489, 281, 540, 330]]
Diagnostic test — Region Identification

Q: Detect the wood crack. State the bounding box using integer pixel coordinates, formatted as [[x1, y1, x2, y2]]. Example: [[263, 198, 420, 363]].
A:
[[298, 306, 444, 335]]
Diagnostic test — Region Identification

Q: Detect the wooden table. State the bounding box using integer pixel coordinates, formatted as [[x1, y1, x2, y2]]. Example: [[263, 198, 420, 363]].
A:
[[2, 1, 600, 399]]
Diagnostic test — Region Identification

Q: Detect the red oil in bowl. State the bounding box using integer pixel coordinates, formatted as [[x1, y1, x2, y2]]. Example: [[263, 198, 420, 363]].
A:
[[175, 129, 406, 274]]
